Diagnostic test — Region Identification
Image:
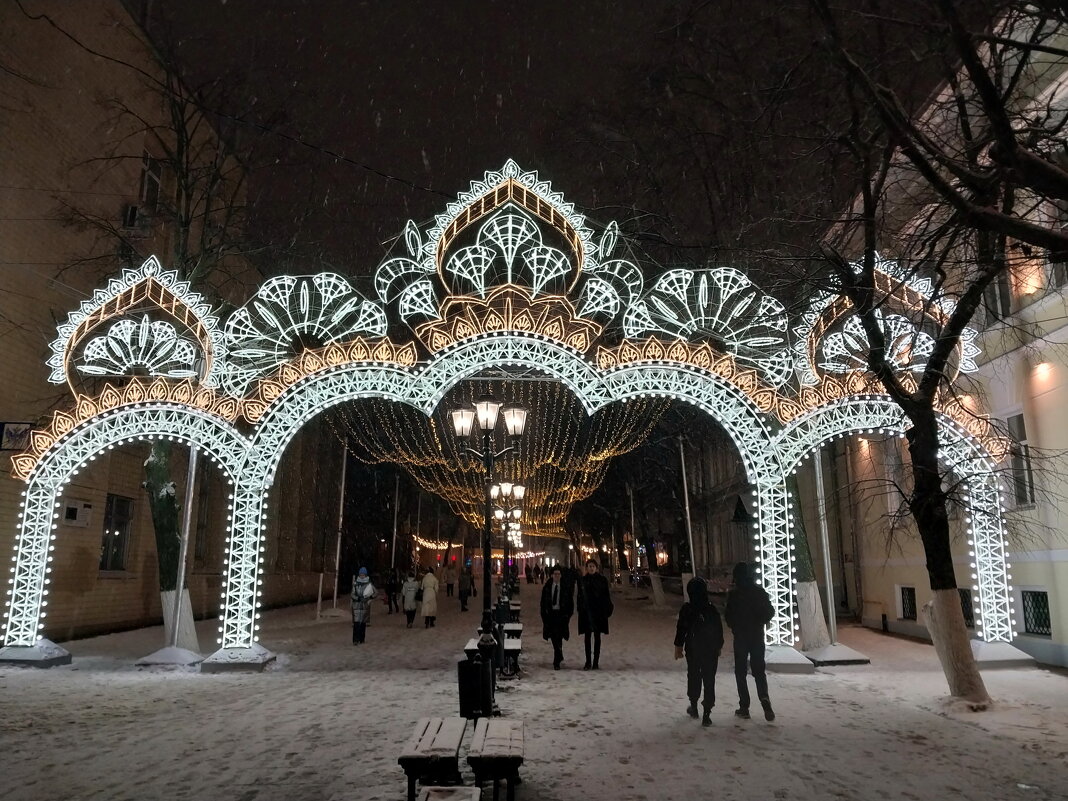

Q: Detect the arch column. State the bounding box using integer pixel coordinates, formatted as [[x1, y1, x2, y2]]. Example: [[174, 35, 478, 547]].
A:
[[0, 404, 248, 667], [201, 484, 274, 672], [774, 396, 1031, 666]]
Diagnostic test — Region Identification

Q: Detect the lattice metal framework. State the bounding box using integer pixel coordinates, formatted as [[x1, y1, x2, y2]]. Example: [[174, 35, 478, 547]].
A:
[[775, 396, 1015, 642], [2, 405, 247, 647], [3, 162, 1017, 667]]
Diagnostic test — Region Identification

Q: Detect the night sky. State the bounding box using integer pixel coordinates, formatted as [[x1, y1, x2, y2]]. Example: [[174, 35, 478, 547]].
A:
[[152, 0, 662, 274]]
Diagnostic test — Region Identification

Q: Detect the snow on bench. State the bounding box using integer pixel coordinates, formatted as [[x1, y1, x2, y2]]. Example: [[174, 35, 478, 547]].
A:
[[466, 718, 524, 801], [502, 623, 522, 639], [398, 717, 468, 801]]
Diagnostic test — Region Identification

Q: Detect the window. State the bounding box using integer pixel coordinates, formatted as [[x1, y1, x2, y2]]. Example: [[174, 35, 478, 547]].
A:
[[900, 586, 917, 621], [1022, 590, 1051, 636], [884, 437, 909, 517], [1047, 201, 1068, 286], [139, 151, 161, 212], [983, 270, 1012, 323], [1007, 413, 1035, 506], [958, 588, 974, 628], [99, 494, 134, 571]]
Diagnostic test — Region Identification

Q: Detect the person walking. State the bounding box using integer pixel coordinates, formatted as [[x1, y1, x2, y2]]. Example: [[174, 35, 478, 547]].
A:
[[351, 567, 377, 645], [401, 571, 420, 628], [385, 570, 400, 614], [458, 566, 473, 612], [421, 565, 440, 628], [443, 563, 456, 597], [674, 576, 723, 726], [540, 565, 573, 670], [724, 561, 776, 721], [577, 559, 613, 670]]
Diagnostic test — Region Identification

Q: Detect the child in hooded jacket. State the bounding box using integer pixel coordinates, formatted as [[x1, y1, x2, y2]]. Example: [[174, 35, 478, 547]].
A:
[[674, 576, 723, 726]]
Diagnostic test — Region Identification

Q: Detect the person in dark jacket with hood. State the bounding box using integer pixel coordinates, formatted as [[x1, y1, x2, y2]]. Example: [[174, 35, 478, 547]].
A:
[[724, 561, 776, 721], [674, 576, 724, 726], [577, 559, 613, 670], [540, 566, 573, 670]]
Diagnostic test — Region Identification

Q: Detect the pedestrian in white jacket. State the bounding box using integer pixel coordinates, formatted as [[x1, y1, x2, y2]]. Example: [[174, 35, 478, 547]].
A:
[[421, 567, 439, 628]]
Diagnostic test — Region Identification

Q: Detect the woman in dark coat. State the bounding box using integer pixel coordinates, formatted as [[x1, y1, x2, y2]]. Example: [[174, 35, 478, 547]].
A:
[[577, 559, 613, 669], [540, 566, 573, 670]]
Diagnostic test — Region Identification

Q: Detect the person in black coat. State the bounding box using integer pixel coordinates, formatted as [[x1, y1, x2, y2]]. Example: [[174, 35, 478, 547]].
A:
[[577, 559, 613, 670], [540, 565, 573, 670], [724, 561, 776, 721], [674, 576, 724, 725]]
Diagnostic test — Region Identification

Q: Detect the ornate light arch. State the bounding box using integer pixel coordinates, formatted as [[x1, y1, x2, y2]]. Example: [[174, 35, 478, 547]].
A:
[[774, 395, 1014, 644], [0, 404, 248, 663], [2, 161, 1021, 670], [599, 363, 796, 646]]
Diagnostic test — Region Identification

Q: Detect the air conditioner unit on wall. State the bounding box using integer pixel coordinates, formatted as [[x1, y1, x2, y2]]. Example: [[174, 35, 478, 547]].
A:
[[62, 499, 92, 528]]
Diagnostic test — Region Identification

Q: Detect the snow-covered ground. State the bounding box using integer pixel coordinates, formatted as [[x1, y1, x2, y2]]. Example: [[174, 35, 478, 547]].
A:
[[1, 583, 1066, 801]]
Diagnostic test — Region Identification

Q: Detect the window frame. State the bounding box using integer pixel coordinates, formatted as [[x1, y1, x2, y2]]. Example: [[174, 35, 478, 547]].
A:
[[99, 493, 134, 572]]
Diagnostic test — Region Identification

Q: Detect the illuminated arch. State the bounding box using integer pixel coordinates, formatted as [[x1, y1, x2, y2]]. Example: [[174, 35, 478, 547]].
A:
[[0, 405, 248, 661], [775, 395, 1014, 644], [220, 336, 797, 651]]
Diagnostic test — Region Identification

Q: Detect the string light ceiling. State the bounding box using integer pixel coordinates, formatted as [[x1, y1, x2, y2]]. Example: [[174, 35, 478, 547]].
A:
[[331, 378, 669, 538]]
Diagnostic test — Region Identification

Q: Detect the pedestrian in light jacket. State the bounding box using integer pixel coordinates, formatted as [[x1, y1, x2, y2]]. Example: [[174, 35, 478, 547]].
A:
[[401, 572, 420, 628], [577, 559, 613, 670], [724, 561, 776, 721], [421, 566, 439, 628], [351, 567, 377, 645]]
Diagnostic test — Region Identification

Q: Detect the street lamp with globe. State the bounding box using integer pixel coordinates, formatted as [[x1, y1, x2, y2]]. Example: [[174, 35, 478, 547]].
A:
[[450, 395, 526, 710]]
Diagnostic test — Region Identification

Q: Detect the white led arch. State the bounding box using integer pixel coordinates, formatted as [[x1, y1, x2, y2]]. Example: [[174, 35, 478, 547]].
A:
[[229, 335, 798, 649], [0, 404, 248, 663], [1, 162, 1020, 670], [775, 395, 1015, 644]]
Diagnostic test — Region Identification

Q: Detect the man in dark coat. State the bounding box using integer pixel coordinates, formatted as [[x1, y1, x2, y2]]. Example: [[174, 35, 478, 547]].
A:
[[577, 559, 613, 670], [674, 576, 723, 725], [540, 566, 573, 670], [724, 561, 776, 721]]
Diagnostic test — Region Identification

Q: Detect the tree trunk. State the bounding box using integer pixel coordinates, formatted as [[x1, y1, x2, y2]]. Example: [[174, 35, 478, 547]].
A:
[[790, 475, 831, 650], [144, 440, 181, 592], [922, 592, 990, 709], [906, 415, 990, 705]]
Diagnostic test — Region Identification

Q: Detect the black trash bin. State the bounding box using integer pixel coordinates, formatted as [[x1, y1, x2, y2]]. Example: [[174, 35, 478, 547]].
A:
[[458, 655, 494, 719]]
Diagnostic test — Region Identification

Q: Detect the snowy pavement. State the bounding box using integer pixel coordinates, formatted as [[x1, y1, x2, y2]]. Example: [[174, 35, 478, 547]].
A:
[[1, 583, 1066, 801]]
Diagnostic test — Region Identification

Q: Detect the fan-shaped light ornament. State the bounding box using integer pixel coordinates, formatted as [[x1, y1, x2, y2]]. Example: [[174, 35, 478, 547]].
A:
[[77, 315, 199, 379], [219, 273, 387, 395], [793, 252, 981, 385], [624, 268, 793, 387], [47, 255, 223, 388], [819, 311, 935, 374]]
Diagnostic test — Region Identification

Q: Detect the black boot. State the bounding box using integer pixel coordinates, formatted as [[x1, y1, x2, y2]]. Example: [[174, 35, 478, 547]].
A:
[[593, 642, 600, 670], [701, 710, 712, 727], [760, 698, 775, 721], [686, 703, 698, 719]]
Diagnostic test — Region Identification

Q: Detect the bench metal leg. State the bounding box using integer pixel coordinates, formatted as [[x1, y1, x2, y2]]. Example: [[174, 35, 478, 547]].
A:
[[407, 774, 416, 801]]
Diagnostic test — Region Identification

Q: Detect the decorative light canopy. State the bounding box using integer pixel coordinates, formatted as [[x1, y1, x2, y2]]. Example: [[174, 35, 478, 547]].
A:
[[1, 163, 1015, 671]]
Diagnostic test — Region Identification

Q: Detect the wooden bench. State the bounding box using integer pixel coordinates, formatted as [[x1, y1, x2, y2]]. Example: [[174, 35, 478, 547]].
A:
[[399, 717, 469, 801], [417, 788, 481, 801], [502, 623, 522, 639], [500, 638, 522, 678], [464, 638, 480, 660], [508, 602, 521, 623], [467, 718, 524, 801]]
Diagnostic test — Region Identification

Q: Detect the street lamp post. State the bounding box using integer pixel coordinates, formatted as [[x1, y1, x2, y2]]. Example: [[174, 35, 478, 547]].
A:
[[451, 396, 526, 714], [492, 482, 524, 596]]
